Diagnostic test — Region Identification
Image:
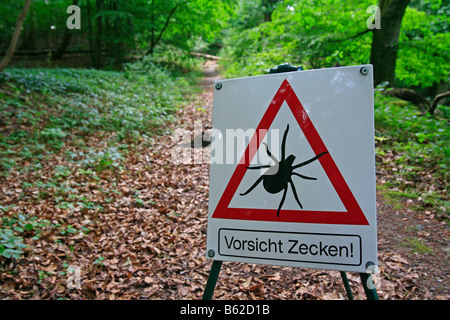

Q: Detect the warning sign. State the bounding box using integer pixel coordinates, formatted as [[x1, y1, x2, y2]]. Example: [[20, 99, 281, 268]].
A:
[[206, 65, 377, 273]]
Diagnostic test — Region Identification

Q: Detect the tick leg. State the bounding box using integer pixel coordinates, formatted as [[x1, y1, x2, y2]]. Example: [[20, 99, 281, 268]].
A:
[[240, 176, 264, 196], [262, 142, 279, 164], [293, 151, 328, 169], [246, 165, 272, 169], [292, 172, 317, 180], [277, 187, 288, 217], [281, 124, 289, 161], [289, 179, 303, 209]]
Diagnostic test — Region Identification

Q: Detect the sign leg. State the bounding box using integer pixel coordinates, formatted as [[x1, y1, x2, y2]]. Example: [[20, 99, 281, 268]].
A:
[[202, 260, 223, 300], [340, 271, 354, 300], [359, 273, 379, 300]]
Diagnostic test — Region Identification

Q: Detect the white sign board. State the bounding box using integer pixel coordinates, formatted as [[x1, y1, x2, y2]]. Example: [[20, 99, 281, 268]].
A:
[[206, 65, 377, 273]]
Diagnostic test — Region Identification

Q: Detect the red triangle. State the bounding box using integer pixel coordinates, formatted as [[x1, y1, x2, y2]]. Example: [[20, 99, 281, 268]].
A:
[[211, 79, 369, 225]]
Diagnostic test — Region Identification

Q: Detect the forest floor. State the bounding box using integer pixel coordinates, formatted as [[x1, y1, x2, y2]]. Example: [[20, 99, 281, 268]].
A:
[[0, 60, 448, 300]]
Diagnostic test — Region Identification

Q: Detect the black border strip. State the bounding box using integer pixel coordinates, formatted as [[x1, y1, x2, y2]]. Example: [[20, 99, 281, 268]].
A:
[[218, 228, 362, 267]]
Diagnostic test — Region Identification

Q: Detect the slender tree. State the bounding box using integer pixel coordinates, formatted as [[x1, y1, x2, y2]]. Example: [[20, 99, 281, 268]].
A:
[[0, 0, 33, 72], [144, 2, 180, 57]]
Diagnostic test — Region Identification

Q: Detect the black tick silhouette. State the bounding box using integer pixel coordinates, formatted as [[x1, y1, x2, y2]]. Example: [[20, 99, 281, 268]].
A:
[[240, 124, 328, 217]]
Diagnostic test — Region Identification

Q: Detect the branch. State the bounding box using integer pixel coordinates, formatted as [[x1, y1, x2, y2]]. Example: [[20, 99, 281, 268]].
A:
[[349, 28, 373, 40], [384, 88, 450, 116], [190, 52, 221, 60], [428, 91, 450, 115], [327, 28, 372, 43], [144, 4, 180, 57], [384, 88, 430, 111]]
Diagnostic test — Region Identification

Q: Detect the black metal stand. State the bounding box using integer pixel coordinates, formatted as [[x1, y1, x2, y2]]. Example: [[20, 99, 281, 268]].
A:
[[203, 261, 378, 300], [202, 260, 223, 300]]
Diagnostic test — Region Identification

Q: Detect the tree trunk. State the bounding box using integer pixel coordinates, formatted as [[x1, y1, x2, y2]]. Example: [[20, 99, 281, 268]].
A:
[[0, 0, 33, 72], [370, 0, 410, 86], [150, 0, 155, 56], [111, 0, 123, 69], [262, 0, 279, 22], [87, 0, 94, 65], [95, 0, 104, 68], [52, 29, 72, 60], [52, 0, 79, 60], [21, 9, 36, 51]]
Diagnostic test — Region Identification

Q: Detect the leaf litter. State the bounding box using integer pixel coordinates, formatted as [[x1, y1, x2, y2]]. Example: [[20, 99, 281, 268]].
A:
[[1, 63, 449, 300]]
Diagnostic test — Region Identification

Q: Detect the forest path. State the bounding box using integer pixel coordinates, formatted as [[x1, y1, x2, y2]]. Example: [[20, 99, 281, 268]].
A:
[[201, 59, 222, 90]]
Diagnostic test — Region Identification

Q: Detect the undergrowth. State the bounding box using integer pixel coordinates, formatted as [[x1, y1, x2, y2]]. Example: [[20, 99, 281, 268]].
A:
[[0, 59, 199, 172], [374, 91, 449, 222], [0, 58, 201, 260]]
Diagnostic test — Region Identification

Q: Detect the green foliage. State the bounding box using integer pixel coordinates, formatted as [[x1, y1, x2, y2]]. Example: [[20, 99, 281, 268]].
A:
[[401, 237, 433, 254], [220, 0, 449, 90], [0, 210, 30, 260], [374, 92, 449, 221], [0, 228, 27, 259], [396, 5, 450, 87], [151, 44, 204, 73], [0, 68, 117, 94], [93, 256, 106, 266], [374, 92, 449, 173], [39, 127, 67, 150], [0, 1, 25, 44], [221, 0, 376, 78], [0, 62, 198, 174], [135, 0, 232, 52], [0, 0, 233, 70]]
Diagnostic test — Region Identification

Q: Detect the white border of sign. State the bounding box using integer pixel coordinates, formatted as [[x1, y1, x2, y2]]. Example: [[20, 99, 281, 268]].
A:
[[206, 65, 377, 273]]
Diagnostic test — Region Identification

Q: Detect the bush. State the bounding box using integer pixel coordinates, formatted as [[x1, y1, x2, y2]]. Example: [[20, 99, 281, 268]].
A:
[[0, 228, 27, 259]]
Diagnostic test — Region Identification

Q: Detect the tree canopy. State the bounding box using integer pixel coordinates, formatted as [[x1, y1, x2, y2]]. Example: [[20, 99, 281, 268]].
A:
[[0, 0, 448, 92], [221, 0, 449, 91], [0, 0, 233, 68]]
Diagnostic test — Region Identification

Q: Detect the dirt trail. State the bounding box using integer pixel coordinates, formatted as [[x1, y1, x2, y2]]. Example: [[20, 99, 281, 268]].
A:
[[201, 59, 222, 90]]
